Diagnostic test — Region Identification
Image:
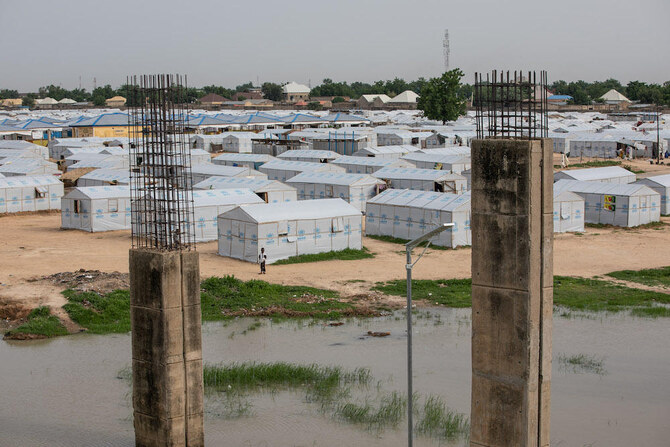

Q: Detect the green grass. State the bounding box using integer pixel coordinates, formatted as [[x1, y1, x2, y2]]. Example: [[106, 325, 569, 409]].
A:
[[622, 164, 645, 174], [63, 289, 130, 334], [607, 266, 670, 288], [272, 247, 374, 265], [372, 279, 472, 307], [366, 234, 449, 250], [415, 395, 470, 441], [586, 221, 666, 230], [630, 306, 670, 318], [335, 391, 406, 430], [5, 306, 68, 338], [558, 353, 607, 375], [201, 275, 354, 320], [568, 160, 621, 168], [374, 276, 670, 315]]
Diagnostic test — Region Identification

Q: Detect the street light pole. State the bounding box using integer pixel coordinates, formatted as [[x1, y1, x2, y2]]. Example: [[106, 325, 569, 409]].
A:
[[405, 223, 454, 447]]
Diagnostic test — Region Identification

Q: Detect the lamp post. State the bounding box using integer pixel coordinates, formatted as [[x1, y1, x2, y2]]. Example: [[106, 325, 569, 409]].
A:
[[405, 223, 454, 447]]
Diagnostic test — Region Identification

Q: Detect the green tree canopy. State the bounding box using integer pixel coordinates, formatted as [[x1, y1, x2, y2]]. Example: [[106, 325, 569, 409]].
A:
[[261, 82, 283, 101], [417, 69, 467, 124]]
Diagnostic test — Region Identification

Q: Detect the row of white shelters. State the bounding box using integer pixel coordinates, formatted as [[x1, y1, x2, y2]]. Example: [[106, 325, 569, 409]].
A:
[[401, 153, 471, 174], [258, 159, 345, 182], [193, 177, 297, 203], [190, 164, 267, 185], [553, 190, 585, 233], [217, 198, 362, 264], [0, 140, 49, 159], [190, 189, 264, 242], [554, 166, 636, 184], [417, 146, 471, 156], [212, 153, 274, 170], [373, 167, 468, 193], [67, 154, 128, 170], [0, 175, 63, 213], [636, 174, 670, 215], [285, 172, 383, 211], [331, 156, 412, 174], [554, 179, 660, 227], [365, 189, 471, 248], [352, 145, 419, 159], [78, 169, 130, 186], [191, 133, 254, 153], [277, 149, 340, 163], [0, 159, 60, 177], [61, 186, 131, 232]]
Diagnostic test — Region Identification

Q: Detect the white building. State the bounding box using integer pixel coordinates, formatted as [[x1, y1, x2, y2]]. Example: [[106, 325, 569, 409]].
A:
[[217, 198, 362, 263], [402, 153, 471, 174], [61, 186, 131, 232], [0, 175, 63, 213], [78, 169, 130, 187], [331, 156, 413, 174], [192, 177, 297, 203], [553, 190, 585, 233], [277, 150, 340, 163], [258, 159, 345, 182], [353, 145, 420, 159], [365, 189, 471, 248], [190, 189, 265, 242], [0, 159, 60, 177], [554, 166, 636, 184], [212, 153, 274, 170], [0, 140, 49, 159], [636, 174, 670, 215], [373, 167, 468, 193], [554, 179, 660, 227], [190, 164, 267, 185], [285, 172, 384, 211]]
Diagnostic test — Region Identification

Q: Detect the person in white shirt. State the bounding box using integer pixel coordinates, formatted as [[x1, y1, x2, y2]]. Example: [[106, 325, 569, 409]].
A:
[[258, 247, 267, 274]]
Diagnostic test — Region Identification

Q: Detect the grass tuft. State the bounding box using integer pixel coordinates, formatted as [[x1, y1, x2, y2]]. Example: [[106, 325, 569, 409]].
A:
[[372, 279, 472, 307], [607, 266, 670, 288], [63, 289, 130, 334], [335, 391, 406, 429], [630, 306, 670, 318], [272, 248, 374, 265], [5, 306, 68, 338], [558, 353, 607, 375], [568, 160, 621, 168], [415, 395, 470, 440]]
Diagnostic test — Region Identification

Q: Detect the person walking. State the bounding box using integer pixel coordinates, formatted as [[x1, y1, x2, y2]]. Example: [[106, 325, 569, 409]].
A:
[[258, 247, 267, 274]]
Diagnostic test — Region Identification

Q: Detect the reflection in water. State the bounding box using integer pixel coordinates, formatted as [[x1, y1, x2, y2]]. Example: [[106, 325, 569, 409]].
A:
[[1, 309, 669, 446]]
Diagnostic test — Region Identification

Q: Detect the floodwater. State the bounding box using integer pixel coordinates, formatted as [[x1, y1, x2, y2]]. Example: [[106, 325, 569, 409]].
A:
[[1, 309, 669, 447]]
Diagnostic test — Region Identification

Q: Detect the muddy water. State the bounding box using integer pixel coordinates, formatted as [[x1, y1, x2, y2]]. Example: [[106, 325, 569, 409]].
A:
[[1, 309, 669, 446]]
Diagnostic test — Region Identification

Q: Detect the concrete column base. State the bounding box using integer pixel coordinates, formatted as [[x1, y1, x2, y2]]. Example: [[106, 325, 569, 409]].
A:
[[130, 248, 204, 447]]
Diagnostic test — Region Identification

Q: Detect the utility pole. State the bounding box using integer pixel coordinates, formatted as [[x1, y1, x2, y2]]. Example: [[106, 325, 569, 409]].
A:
[[657, 104, 661, 164]]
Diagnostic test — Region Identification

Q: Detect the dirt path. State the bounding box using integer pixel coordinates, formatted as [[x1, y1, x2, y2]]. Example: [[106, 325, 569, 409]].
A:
[[1, 213, 670, 322]]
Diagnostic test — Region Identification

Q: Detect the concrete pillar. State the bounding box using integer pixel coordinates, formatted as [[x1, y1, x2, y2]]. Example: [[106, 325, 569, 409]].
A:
[[470, 139, 553, 447], [130, 249, 204, 447]]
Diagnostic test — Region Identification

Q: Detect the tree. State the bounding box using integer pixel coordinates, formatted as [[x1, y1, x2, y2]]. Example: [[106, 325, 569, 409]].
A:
[[22, 95, 35, 107], [307, 101, 323, 111], [332, 96, 345, 103], [261, 82, 283, 101], [235, 82, 254, 93], [417, 69, 467, 124], [91, 84, 115, 107], [0, 89, 19, 99]]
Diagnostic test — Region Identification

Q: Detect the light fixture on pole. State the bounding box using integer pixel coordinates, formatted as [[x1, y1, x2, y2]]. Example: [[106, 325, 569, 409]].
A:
[[405, 222, 454, 447]]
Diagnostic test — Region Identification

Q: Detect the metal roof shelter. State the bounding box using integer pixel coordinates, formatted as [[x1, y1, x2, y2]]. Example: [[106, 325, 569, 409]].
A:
[[554, 166, 636, 184], [636, 174, 670, 214], [190, 164, 267, 185], [0, 141, 48, 158], [190, 188, 265, 242], [217, 198, 362, 264], [285, 171, 384, 211], [365, 188, 471, 248], [212, 153, 275, 170], [417, 146, 471, 156], [0, 158, 60, 177], [258, 159, 345, 182], [277, 149, 341, 163], [61, 186, 132, 232], [78, 168, 131, 187], [331, 155, 413, 174], [553, 179, 660, 227], [192, 177, 297, 203], [0, 175, 63, 213], [553, 190, 584, 233], [353, 145, 420, 159], [373, 167, 468, 193], [401, 153, 471, 174]]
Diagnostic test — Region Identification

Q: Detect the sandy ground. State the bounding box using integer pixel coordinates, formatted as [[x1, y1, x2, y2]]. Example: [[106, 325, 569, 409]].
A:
[[1, 212, 670, 324], [553, 154, 670, 177]]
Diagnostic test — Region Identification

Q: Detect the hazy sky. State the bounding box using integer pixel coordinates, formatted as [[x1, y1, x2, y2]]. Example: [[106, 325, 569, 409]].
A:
[[1, 0, 668, 92]]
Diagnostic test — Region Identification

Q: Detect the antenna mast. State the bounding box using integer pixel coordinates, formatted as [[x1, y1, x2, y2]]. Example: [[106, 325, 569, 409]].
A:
[[443, 29, 450, 72]]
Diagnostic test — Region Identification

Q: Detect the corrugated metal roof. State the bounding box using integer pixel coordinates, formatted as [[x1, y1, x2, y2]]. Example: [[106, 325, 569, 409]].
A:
[[192, 188, 264, 207], [373, 167, 454, 181], [259, 159, 345, 172], [332, 156, 400, 167], [79, 168, 130, 182], [285, 172, 381, 187], [277, 150, 340, 160], [553, 179, 657, 196], [228, 198, 360, 223], [213, 153, 273, 162], [64, 185, 131, 200], [367, 188, 470, 211], [556, 166, 636, 182], [193, 177, 295, 192], [0, 175, 62, 188], [637, 174, 670, 187]]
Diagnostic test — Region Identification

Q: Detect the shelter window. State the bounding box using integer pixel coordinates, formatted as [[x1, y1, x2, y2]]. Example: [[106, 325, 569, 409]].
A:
[[74, 200, 81, 214], [326, 185, 334, 197], [278, 220, 289, 236], [109, 199, 119, 213], [35, 186, 47, 198], [331, 217, 344, 232], [257, 192, 269, 203]]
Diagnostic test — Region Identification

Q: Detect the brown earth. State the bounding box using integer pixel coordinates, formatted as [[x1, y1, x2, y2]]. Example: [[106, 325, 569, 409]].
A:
[[2, 212, 670, 326]]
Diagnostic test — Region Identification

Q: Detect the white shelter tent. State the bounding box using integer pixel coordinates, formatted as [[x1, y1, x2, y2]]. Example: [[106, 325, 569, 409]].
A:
[[258, 159, 345, 182], [373, 167, 468, 193], [554, 166, 636, 184], [636, 174, 670, 215], [331, 156, 413, 174], [217, 198, 362, 263], [78, 169, 130, 187], [277, 150, 341, 163], [190, 189, 265, 242], [553, 190, 585, 233], [353, 145, 420, 159], [212, 153, 274, 170], [0, 175, 63, 213], [193, 177, 297, 203], [365, 189, 471, 248], [61, 186, 131, 232], [417, 146, 471, 156], [0, 140, 49, 159], [401, 153, 471, 174], [553, 180, 660, 227], [0, 159, 60, 177], [190, 164, 267, 185], [285, 172, 384, 211], [190, 149, 212, 166]]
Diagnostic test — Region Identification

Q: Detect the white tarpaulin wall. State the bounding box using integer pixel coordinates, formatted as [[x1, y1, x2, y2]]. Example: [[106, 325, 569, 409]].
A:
[[217, 198, 362, 264], [401, 153, 471, 174], [353, 145, 419, 159], [373, 167, 467, 193], [553, 190, 584, 233], [365, 189, 471, 248], [554, 166, 636, 184], [0, 175, 63, 213], [258, 160, 345, 182], [190, 164, 267, 185], [212, 153, 274, 170], [636, 174, 670, 215], [331, 156, 412, 174], [61, 186, 131, 232], [554, 180, 660, 227], [285, 172, 383, 211], [193, 177, 297, 203], [78, 169, 130, 187], [190, 189, 265, 242], [277, 150, 340, 163]]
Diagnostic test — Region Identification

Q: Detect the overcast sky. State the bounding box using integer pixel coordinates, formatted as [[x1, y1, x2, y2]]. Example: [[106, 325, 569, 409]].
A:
[[1, 0, 668, 92]]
